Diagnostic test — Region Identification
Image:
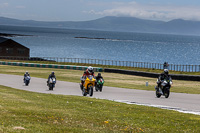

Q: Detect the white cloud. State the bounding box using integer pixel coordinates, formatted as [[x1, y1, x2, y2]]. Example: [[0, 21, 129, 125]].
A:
[[0, 3, 9, 8], [85, 2, 200, 21]]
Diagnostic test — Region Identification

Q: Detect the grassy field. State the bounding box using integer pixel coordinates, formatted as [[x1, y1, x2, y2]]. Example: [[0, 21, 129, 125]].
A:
[[0, 85, 200, 132], [0, 65, 200, 94]]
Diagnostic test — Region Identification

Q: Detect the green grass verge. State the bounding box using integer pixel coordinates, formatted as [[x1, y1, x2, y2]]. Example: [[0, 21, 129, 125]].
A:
[[1, 59, 200, 75], [0, 85, 199, 132], [0, 65, 200, 94]]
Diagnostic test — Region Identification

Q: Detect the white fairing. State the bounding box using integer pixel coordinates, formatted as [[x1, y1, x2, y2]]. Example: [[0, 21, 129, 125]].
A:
[[161, 82, 167, 86], [25, 76, 31, 80], [49, 78, 56, 83]]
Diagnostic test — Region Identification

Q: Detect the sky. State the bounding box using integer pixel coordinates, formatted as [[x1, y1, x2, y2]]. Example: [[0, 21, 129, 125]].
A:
[[1, 0, 200, 22]]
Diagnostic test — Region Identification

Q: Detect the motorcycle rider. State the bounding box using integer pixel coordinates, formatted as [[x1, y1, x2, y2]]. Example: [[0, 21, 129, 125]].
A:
[[163, 62, 169, 69], [23, 71, 30, 82], [80, 66, 95, 90], [47, 71, 56, 86], [95, 73, 103, 85], [156, 69, 172, 90]]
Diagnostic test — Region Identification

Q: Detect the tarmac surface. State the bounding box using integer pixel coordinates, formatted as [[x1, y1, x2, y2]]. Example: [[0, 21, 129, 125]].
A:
[[0, 74, 199, 115]]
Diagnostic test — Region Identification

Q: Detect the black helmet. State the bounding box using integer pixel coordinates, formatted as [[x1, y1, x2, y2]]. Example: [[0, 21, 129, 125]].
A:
[[164, 69, 169, 75], [51, 71, 55, 75], [98, 73, 101, 76], [26, 71, 28, 74]]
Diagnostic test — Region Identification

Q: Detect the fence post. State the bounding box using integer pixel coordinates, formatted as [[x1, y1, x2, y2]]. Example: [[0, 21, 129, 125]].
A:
[[195, 65, 196, 72], [192, 65, 193, 72], [199, 65, 200, 72], [189, 65, 190, 72]]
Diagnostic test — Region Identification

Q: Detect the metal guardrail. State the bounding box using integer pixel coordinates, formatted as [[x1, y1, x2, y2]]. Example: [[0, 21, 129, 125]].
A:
[[0, 56, 199, 72]]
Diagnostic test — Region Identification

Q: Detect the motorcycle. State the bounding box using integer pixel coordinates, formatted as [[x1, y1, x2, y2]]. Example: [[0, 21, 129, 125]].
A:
[[95, 78, 104, 92], [24, 76, 31, 86], [48, 77, 56, 90], [80, 75, 96, 96], [155, 77, 172, 98]]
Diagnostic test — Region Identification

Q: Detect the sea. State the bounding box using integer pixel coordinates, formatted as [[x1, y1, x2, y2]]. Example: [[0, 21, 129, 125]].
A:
[[0, 25, 200, 65]]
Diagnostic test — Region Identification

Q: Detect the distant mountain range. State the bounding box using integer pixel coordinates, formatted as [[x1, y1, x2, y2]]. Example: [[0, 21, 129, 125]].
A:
[[1, 16, 200, 35]]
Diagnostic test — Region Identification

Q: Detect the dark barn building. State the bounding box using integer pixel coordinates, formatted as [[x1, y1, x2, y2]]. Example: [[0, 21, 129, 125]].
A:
[[0, 37, 29, 58]]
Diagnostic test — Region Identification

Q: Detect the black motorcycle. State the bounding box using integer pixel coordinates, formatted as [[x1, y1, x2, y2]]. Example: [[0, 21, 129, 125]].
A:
[[155, 77, 172, 98]]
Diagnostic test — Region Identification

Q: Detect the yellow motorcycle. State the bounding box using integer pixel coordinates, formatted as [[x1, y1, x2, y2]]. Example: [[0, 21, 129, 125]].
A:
[[81, 75, 96, 96]]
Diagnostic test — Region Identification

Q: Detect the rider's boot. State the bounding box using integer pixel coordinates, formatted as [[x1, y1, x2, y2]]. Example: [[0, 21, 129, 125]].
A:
[[155, 85, 159, 91], [80, 84, 83, 90]]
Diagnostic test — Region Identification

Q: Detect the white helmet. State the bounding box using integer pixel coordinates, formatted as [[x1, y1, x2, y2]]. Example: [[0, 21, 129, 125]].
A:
[[164, 69, 169, 74], [88, 66, 93, 74]]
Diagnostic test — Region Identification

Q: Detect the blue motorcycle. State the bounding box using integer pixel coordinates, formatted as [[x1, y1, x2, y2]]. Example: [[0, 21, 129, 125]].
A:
[[24, 76, 31, 86]]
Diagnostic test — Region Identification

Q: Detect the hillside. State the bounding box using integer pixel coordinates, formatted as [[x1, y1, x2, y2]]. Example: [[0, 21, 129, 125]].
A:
[[1, 16, 200, 35]]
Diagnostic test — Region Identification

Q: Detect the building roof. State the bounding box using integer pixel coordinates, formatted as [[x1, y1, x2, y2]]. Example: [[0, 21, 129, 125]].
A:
[[0, 37, 29, 50], [0, 37, 8, 43]]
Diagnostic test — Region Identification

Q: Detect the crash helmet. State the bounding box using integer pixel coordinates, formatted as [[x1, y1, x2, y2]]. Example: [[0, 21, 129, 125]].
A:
[[51, 71, 55, 75], [98, 73, 101, 76], [26, 71, 28, 74], [87, 66, 93, 74], [164, 69, 169, 75]]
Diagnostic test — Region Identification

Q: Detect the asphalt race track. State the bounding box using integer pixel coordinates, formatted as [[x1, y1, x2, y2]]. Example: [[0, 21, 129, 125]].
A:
[[0, 74, 199, 115]]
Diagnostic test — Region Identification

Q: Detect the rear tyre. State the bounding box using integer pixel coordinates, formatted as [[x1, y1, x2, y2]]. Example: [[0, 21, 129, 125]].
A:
[[165, 89, 170, 98], [89, 86, 93, 97]]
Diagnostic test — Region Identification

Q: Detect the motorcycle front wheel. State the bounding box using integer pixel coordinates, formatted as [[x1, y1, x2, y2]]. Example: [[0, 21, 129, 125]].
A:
[[89, 86, 93, 96], [25, 81, 29, 86], [82, 88, 87, 96], [49, 84, 53, 90], [164, 89, 170, 98], [99, 86, 102, 92]]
